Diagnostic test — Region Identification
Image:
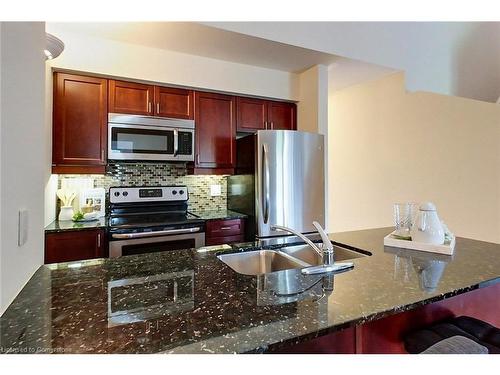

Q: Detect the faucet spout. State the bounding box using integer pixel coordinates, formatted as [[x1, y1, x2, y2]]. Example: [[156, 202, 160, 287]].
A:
[[270, 224, 323, 258], [312, 221, 334, 266]]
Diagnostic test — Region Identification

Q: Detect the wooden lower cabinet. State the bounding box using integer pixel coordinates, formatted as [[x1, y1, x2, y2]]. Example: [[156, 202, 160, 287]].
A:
[[205, 219, 245, 246], [274, 283, 500, 353], [45, 229, 106, 264]]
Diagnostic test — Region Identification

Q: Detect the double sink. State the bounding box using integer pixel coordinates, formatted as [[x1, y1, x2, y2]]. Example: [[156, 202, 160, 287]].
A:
[[218, 243, 369, 276]]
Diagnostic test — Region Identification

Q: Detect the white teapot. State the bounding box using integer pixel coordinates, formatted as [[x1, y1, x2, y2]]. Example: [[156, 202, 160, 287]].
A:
[[410, 202, 445, 245]]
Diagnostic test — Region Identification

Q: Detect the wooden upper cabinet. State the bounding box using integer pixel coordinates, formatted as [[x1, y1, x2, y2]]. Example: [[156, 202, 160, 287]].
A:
[[52, 73, 107, 174], [236, 97, 297, 132], [154, 86, 194, 119], [194, 91, 236, 173], [236, 97, 267, 132], [108, 80, 154, 115], [268, 101, 297, 130]]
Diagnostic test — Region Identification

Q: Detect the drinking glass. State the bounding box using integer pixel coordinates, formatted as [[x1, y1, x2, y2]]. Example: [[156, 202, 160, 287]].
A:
[[393, 203, 417, 238]]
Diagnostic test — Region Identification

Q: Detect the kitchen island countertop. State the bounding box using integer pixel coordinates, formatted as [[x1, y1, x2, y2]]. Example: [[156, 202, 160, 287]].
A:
[[1, 227, 499, 354]]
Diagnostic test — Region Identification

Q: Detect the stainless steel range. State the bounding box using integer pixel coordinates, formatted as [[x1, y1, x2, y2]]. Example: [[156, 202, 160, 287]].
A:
[[108, 186, 205, 257]]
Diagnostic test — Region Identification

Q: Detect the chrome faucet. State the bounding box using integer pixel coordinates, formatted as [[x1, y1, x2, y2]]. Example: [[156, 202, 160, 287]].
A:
[[270, 223, 324, 257], [270, 221, 354, 275]]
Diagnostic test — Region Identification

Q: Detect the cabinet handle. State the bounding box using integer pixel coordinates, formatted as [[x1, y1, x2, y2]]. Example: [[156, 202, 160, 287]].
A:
[[101, 149, 105, 161], [148, 102, 152, 113], [196, 154, 200, 165], [97, 233, 101, 248], [156, 103, 160, 114], [264, 121, 268, 129], [270, 121, 274, 129], [220, 226, 233, 230]]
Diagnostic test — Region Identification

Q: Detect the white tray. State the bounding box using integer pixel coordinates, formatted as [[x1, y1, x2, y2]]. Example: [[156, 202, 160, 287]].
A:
[[383, 230, 455, 255]]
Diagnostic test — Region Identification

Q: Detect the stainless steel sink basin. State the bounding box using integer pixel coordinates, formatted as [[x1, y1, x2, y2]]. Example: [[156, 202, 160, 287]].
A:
[[218, 243, 369, 276], [279, 243, 368, 266], [217, 250, 308, 276]]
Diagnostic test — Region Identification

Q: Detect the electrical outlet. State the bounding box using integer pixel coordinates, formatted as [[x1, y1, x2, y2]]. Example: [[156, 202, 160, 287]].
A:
[[210, 184, 222, 197]]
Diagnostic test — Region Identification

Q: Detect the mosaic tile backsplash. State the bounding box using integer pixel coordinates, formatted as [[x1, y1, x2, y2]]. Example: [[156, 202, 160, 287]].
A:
[[57, 163, 228, 213]]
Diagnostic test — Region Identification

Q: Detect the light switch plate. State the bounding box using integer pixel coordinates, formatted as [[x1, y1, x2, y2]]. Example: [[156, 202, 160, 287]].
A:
[[18, 209, 28, 246], [210, 184, 222, 197]]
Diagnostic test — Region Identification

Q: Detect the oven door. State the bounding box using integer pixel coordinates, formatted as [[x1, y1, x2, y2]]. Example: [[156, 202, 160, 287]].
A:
[[109, 229, 205, 258], [108, 123, 195, 162]]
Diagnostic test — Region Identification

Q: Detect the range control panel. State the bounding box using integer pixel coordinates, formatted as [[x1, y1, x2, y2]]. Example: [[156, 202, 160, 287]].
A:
[[109, 186, 188, 204]]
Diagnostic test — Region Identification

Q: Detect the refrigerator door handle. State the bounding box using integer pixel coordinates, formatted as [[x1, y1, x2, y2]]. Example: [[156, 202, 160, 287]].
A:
[[262, 143, 270, 224]]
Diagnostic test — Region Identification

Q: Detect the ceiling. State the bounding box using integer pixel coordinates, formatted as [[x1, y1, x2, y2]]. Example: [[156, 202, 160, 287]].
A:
[[47, 22, 341, 73]]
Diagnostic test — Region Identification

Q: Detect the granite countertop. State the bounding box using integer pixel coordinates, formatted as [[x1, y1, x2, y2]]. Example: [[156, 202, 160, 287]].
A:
[[1, 227, 499, 354], [44, 210, 247, 233], [188, 209, 247, 221], [45, 217, 108, 233]]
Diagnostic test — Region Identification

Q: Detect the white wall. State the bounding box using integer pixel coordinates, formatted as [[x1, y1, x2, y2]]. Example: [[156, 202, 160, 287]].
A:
[[296, 65, 330, 228], [0, 22, 46, 314], [206, 22, 500, 103], [0, 23, 3, 300], [46, 26, 299, 101], [328, 72, 500, 244], [297, 65, 328, 133]]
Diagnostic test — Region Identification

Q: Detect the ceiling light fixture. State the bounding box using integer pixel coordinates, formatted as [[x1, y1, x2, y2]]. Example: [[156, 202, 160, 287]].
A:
[[45, 33, 64, 60]]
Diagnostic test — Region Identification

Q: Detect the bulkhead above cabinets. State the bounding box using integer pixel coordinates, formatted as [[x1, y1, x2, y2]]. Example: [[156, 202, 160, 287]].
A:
[[51, 71, 297, 175]]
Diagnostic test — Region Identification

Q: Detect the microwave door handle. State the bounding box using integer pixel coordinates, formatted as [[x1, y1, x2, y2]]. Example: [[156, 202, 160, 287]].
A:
[[173, 129, 179, 157]]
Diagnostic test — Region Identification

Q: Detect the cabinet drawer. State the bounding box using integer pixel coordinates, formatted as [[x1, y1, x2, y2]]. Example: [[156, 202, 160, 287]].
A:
[[205, 234, 245, 246], [206, 219, 244, 238]]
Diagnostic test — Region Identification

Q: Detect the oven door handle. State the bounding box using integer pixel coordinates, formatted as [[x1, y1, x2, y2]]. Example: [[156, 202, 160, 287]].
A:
[[112, 227, 201, 239]]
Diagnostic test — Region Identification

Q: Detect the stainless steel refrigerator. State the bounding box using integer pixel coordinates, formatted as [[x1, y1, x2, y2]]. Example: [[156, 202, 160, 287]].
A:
[[228, 130, 325, 240]]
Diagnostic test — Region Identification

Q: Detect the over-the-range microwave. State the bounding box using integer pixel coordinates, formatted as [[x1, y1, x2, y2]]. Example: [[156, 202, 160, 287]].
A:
[[108, 113, 195, 162]]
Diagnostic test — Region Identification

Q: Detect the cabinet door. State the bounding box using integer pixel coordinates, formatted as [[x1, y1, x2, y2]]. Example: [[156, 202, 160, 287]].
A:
[[194, 91, 236, 172], [52, 73, 107, 173], [236, 97, 267, 132], [45, 229, 105, 264], [154, 86, 194, 119], [267, 101, 297, 130], [108, 80, 154, 115]]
